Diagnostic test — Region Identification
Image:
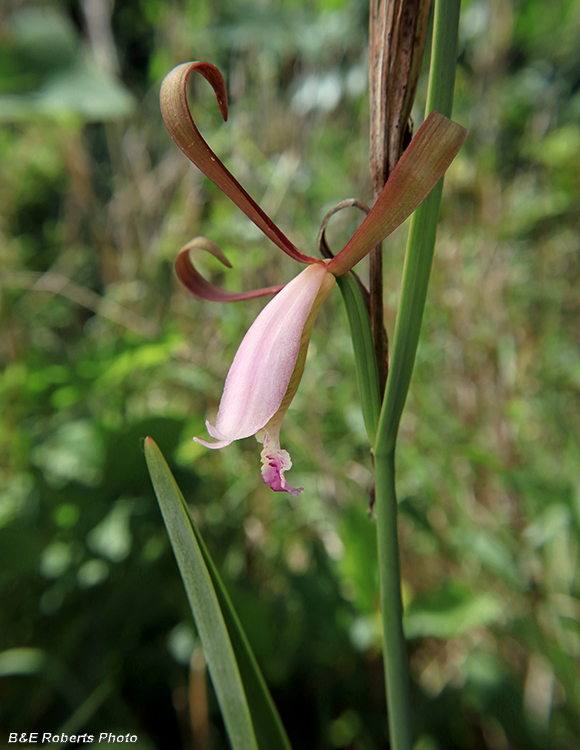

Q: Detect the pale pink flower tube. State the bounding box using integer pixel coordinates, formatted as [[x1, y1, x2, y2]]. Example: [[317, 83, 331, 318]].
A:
[[195, 263, 336, 495]]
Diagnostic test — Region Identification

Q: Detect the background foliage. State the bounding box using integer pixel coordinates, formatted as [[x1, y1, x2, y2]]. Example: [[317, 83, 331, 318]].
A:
[[1, 1, 580, 748]]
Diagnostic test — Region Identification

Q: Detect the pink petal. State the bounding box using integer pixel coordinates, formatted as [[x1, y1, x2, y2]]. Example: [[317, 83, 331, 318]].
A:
[[194, 262, 335, 446], [194, 420, 232, 449]]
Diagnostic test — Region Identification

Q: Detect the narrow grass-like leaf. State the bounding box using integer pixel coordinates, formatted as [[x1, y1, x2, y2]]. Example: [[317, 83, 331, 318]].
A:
[[336, 272, 381, 445], [144, 437, 258, 750], [144, 438, 292, 750], [190, 524, 293, 750]]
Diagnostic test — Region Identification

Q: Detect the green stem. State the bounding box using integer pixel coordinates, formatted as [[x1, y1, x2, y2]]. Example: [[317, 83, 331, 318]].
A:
[[372, 2, 463, 749], [374, 448, 413, 750]]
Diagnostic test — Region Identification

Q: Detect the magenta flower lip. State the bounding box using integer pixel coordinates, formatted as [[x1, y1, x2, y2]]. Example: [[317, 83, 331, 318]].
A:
[[160, 61, 468, 493]]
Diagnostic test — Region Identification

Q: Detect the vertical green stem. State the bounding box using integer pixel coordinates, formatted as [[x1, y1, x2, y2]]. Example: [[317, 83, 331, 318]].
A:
[[374, 448, 413, 750], [372, 2, 463, 749]]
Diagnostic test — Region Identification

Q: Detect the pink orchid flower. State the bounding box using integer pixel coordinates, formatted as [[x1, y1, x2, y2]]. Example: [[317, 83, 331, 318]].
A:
[[160, 62, 468, 495]]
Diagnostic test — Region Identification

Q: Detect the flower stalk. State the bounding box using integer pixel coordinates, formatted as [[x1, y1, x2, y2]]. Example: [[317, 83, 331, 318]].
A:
[[371, 1, 464, 749]]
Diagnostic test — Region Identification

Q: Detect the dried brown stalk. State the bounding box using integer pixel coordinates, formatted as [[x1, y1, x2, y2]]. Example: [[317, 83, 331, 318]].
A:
[[368, 0, 432, 396]]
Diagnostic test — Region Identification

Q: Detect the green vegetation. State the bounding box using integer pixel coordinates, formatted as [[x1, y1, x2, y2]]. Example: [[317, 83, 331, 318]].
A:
[[1, 1, 580, 748]]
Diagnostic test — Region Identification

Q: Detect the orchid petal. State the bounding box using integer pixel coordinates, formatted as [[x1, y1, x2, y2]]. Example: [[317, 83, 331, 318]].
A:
[[175, 238, 284, 302], [195, 262, 334, 443], [160, 62, 318, 265], [194, 420, 232, 449], [194, 262, 335, 494], [328, 111, 468, 276]]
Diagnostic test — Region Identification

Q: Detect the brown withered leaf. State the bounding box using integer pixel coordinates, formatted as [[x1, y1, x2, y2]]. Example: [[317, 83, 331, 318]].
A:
[[369, 0, 432, 192], [368, 0, 432, 397]]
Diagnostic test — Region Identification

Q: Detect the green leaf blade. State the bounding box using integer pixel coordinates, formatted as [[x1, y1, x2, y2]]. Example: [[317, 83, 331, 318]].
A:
[[186, 511, 293, 750], [144, 437, 258, 750], [336, 272, 381, 446], [144, 437, 292, 750]]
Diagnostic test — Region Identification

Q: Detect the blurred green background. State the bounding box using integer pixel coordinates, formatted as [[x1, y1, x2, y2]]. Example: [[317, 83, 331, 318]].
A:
[[1, 0, 580, 748]]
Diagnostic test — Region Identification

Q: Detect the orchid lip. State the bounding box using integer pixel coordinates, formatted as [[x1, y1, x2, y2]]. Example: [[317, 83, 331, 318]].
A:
[[259, 429, 302, 496]]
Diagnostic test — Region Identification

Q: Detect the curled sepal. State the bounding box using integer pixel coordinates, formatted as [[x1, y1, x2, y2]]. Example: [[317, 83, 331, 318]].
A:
[[176, 237, 284, 302], [328, 111, 468, 276], [195, 262, 336, 494], [160, 62, 317, 265]]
